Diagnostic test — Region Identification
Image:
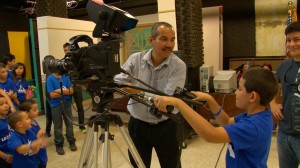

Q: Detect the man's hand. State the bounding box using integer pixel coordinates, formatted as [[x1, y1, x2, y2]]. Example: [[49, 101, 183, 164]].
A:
[[270, 102, 283, 120], [92, 0, 104, 5]]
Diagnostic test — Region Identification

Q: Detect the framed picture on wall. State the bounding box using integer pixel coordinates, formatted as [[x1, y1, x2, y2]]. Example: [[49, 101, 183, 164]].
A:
[[122, 23, 153, 64]]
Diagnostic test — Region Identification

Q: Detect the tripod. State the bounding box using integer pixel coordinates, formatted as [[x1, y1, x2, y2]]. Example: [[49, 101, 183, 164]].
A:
[[77, 112, 145, 168]]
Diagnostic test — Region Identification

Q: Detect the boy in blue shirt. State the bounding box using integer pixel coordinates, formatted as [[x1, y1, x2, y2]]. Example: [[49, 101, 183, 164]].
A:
[[46, 64, 77, 155], [154, 69, 278, 168], [7, 111, 47, 168], [1, 53, 15, 79], [19, 99, 48, 168], [0, 63, 19, 108]]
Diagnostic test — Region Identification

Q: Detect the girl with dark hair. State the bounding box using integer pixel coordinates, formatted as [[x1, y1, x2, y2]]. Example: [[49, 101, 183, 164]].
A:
[[12, 62, 30, 103]]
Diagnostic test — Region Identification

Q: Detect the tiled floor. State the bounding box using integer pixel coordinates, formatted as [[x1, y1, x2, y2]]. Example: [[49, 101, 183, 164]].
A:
[[37, 107, 280, 168]]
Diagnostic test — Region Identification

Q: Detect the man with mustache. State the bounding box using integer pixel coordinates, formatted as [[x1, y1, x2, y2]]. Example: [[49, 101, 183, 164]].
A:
[[114, 22, 186, 168]]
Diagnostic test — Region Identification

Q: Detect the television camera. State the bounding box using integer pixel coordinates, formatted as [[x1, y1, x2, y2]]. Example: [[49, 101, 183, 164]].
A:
[[42, 1, 204, 116], [42, 1, 139, 113]]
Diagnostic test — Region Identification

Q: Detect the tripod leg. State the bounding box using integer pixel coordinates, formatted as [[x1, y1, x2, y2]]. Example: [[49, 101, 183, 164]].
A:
[[101, 131, 111, 168], [107, 133, 112, 168], [118, 126, 146, 168], [78, 124, 95, 168], [110, 140, 132, 166], [86, 125, 104, 168], [93, 124, 99, 168], [101, 120, 113, 168]]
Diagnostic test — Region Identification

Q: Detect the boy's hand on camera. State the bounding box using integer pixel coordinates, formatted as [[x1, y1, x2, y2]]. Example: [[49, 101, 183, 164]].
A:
[[154, 96, 177, 112], [191, 91, 211, 102]]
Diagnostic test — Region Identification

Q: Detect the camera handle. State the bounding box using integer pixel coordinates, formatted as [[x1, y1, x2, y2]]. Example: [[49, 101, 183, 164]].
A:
[[119, 68, 205, 107], [114, 87, 183, 123], [115, 84, 205, 109], [120, 68, 168, 96]]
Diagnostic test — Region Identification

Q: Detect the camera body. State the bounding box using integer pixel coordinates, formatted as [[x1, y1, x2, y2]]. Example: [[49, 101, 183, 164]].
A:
[[68, 36, 121, 81], [42, 2, 138, 113], [44, 35, 121, 84]]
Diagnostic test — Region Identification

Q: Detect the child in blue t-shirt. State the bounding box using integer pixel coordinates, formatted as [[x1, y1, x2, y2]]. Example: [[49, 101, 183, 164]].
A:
[[0, 63, 19, 108], [46, 68, 77, 155], [7, 111, 47, 168], [0, 94, 13, 168], [19, 99, 48, 168], [1, 53, 16, 79], [155, 69, 278, 168], [12, 62, 30, 103]]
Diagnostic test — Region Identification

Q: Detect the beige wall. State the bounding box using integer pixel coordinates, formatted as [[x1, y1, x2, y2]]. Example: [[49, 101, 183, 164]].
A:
[[157, 0, 178, 50], [37, 16, 98, 81], [255, 0, 289, 56], [135, 14, 158, 25], [202, 7, 223, 74]]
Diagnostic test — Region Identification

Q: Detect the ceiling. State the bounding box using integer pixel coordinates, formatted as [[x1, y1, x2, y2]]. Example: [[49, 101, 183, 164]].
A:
[[0, 0, 158, 20], [0, 0, 221, 19]]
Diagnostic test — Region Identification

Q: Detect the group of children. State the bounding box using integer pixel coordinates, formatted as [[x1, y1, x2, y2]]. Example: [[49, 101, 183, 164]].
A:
[[0, 54, 48, 168], [0, 95, 48, 168], [0, 54, 32, 109]]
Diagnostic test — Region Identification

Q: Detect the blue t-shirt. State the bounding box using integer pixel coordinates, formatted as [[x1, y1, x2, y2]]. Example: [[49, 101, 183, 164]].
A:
[[30, 119, 47, 165], [15, 78, 29, 103], [0, 117, 11, 154], [0, 78, 17, 94], [8, 129, 39, 168], [46, 74, 72, 108], [7, 70, 12, 79], [223, 109, 273, 168], [0, 78, 18, 106]]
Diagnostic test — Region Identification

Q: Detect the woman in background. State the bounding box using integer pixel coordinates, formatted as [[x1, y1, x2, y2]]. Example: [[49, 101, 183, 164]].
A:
[[262, 63, 272, 71], [235, 63, 249, 81]]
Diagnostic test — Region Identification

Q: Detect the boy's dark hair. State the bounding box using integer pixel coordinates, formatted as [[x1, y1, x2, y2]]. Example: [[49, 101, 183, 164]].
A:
[[151, 22, 174, 39], [12, 62, 26, 82], [18, 99, 37, 112], [8, 111, 24, 130], [285, 20, 300, 35], [1, 53, 15, 65], [43, 55, 55, 76], [242, 69, 278, 106]]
